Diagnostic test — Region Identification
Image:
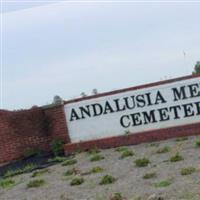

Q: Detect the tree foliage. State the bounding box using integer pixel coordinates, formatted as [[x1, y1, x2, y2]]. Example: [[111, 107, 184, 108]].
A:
[[192, 61, 200, 75]]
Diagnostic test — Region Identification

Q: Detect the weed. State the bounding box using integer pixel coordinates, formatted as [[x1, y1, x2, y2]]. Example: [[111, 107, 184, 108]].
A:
[[87, 147, 101, 155], [31, 169, 49, 177], [60, 194, 73, 200], [0, 179, 15, 189], [70, 176, 84, 186], [154, 180, 172, 187], [181, 167, 196, 175], [91, 166, 104, 173], [100, 175, 116, 185], [176, 137, 188, 142], [134, 158, 150, 167], [3, 169, 21, 178], [23, 164, 37, 172], [120, 150, 134, 159], [110, 193, 126, 200], [125, 130, 130, 135], [156, 146, 170, 154], [24, 164, 36, 172], [143, 172, 157, 179], [27, 179, 46, 188], [64, 168, 79, 176], [48, 156, 67, 163], [115, 146, 129, 152], [4, 163, 37, 178], [62, 159, 77, 166], [196, 140, 200, 147], [90, 154, 104, 162], [170, 153, 184, 162], [51, 138, 64, 156]]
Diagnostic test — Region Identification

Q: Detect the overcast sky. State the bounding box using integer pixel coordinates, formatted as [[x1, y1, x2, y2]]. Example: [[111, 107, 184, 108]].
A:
[[1, 1, 200, 110]]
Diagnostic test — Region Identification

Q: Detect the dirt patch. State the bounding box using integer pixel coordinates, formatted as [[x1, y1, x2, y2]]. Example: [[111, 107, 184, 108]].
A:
[[0, 135, 200, 200]]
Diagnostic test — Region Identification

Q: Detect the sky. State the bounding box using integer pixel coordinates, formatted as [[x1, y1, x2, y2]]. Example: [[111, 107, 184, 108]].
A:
[[1, 1, 200, 110]]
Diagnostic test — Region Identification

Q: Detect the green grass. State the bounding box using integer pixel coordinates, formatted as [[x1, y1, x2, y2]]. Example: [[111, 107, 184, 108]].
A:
[[0, 179, 15, 189], [27, 179, 46, 188], [87, 147, 101, 155], [110, 193, 125, 200], [61, 159, 77, 166], [120, 149, 134, 159], [90, 154, 105, 162], [196, 140, 200, 147], [4, 163, 37, 178], [134, 158, 150, 167], [100, 175, 116, 185], [181, 167, 196, 175], [154, 180, 172, 187], [170, 153, 184, 162], [31, 169, 49, 177], [91, 166, 104, 173], [48, 156, 68, 163], [143, 172, 157, 179], [70, 176, 84, 186], [64, 168, 79, 176], [175, 137, 188, 142], [115, 146, 129, 152], [156, 146, 170, 154]]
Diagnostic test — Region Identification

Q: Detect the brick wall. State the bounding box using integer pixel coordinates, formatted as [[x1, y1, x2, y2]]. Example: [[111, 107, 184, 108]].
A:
[[64, 122, 200, 154], [0, 105, 69, 164], [1, 75, 200, 163]]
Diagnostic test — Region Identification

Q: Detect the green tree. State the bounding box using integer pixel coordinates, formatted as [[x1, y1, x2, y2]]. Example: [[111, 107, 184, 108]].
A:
[[192, 61, 200, 75]]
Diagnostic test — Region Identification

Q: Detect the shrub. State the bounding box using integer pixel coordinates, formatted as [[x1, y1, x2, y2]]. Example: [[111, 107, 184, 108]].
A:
[[115, 146, 129, 152], [176, 137, 188, 142], [120, 150, 134, 159], [181, 167, 196, 175], [170, 153, 184, 162], [62, 159, 77, 166], [23, 163, 37, 172], [154, 180, 172, 187], [90, 154, 104, 162], [70, 176, 84, 186], [156, 146, 170, 154], [196, 140, 200, 147], [0, 179, 15, 189], [134, 158, 150, 167], [51, 138, 64, 156], [64, 168, 79, 176], [100, 175, 116, 185], [91, 166, 104, 173], [27, 179, 46, 188], [87, 147, 101, 155], [143, 172, 157, 179], [110, 193, 125, 200], [31, 169, 49, 177], [48, 156, 67, 163]]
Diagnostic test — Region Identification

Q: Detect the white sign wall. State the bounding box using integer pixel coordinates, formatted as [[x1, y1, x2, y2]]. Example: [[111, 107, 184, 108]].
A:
[[64, 77, 200, 143]]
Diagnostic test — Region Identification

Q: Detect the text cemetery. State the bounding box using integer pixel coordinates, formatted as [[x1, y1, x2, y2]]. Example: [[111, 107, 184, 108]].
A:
[[69, 83, 200, 128]]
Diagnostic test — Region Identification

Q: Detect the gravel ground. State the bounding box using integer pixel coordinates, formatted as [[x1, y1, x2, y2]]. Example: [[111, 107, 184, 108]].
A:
[[0, 135, 200, 200]]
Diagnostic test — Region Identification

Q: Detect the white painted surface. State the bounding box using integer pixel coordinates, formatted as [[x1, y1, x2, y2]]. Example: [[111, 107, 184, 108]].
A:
[[64, 77, 200, 143]]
